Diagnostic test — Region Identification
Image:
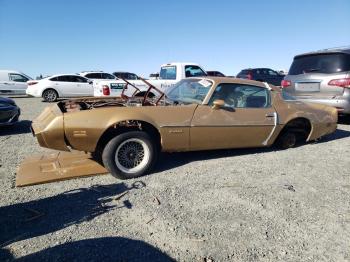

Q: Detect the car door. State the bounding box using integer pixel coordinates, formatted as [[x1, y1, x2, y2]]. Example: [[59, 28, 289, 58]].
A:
[[52, 75, 74, 97], [71, 76, 93, 96], [7, 73, 30, 95], [190, 83, 276, 150]]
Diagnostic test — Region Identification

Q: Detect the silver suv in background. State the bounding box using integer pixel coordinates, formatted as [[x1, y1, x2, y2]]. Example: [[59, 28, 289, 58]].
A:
[[282, 47, 350, 115]]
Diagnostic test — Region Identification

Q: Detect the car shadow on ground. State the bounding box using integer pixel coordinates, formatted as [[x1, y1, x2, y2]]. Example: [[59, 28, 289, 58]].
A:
[[0, 182, 145, 256], [338, 115, 350, 125], [0, 120, 32, 136], [155, 127, 350, 173], [1, 237, 173, 262], [317, 128, 350, 143]]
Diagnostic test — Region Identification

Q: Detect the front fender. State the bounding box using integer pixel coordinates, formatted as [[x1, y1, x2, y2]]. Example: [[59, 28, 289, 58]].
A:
[[63, 108, 160, 152]]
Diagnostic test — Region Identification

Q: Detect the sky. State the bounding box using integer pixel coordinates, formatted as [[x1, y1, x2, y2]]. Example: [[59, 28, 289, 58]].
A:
[[0, 0, 349, 78]]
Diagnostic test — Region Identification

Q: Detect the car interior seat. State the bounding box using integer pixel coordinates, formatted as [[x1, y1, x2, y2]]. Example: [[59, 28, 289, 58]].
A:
[[245, 96, 266, 108]]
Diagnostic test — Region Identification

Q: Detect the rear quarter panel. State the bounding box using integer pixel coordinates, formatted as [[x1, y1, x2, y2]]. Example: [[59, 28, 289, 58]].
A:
[[273, 91, 337, 141]]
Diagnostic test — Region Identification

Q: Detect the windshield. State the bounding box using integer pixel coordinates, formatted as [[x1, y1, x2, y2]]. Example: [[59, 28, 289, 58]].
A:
[[167, 79, 213, 104]]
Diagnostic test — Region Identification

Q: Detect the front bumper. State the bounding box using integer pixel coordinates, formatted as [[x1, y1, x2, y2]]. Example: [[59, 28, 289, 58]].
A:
[[32, 105, 70, 151], [0, 108, 20, 126]]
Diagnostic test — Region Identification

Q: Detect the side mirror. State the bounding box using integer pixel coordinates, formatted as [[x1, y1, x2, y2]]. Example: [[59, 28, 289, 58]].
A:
[[88, 80, 93, 84], [212, 99, 225, 110]]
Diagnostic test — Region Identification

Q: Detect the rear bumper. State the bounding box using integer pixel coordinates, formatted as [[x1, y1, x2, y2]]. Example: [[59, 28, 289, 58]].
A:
[[294, 97, 350, 114], [26, 86, 41, 97]]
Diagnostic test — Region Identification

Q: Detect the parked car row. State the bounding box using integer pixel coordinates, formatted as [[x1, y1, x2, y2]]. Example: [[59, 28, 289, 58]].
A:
[[24, 62, 208, 101], [2, 46, 350, 115]]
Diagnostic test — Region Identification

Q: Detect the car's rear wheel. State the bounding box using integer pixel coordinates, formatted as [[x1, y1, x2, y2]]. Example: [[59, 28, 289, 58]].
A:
[[276, 131, 297, 149], [42, 89, 58, 102], [102, 131, 157, 179]]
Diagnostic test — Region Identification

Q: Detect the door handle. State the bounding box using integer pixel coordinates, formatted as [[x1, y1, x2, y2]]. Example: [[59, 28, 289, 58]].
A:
[[265, 113, 275, 118]]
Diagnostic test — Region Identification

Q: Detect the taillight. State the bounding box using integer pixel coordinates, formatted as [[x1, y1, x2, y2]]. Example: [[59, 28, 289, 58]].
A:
[[27, 81, 38, 86], [281, 80, 291, 88], [102, 85, 110, 95], [247, 71, 253, 80], [328, 78, 350, 88]]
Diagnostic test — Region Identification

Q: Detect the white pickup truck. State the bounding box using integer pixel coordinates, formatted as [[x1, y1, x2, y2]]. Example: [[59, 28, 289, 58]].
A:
[[94, 62, 207, 97]]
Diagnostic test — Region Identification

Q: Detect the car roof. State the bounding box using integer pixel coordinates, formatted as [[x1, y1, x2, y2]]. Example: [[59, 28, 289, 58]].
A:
[[295, 47, 350, 58], [240, 68, 274, 71], [47, 74, 87, 78], [161, 62, 200, 67], [191, 76, 280, 91], [80, 71, 107, 74]]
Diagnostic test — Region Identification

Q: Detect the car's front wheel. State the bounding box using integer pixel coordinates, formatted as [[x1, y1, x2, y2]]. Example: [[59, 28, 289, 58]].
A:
[[42, 89, 58, 102], [102, 131, 157, 179]]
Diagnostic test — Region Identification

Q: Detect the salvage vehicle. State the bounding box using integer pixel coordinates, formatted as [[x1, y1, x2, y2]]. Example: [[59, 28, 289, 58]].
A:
[[282, 47, 350, 115], [0, 70, 32, 95], [94, 62, 207, 97], [0, 97, 20, 126], [17, 77, 337, 186], [26, 74, 94, 102]]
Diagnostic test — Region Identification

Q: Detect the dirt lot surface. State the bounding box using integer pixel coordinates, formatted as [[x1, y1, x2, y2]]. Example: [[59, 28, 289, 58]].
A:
[[0, 97, 349, 261]]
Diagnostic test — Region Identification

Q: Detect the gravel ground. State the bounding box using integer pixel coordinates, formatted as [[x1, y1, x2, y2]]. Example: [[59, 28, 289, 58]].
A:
[[0, 97, 349, 262]]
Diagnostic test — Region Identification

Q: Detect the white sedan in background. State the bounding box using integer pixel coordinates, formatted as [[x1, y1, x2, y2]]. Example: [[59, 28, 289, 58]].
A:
[[26, 74, 93, 102]]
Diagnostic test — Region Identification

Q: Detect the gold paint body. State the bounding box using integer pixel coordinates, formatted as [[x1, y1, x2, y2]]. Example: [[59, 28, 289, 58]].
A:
[[32, 77, 337, 153]]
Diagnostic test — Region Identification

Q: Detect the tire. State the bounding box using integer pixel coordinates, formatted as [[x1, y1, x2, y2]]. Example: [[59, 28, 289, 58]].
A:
[[276, 131, 297, 149], [102, 131, 158, 179], [42, 89, 58, 102]]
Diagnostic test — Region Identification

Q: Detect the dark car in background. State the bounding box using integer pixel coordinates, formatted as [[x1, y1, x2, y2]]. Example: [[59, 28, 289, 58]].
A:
[[236, 68, 284, 86], [207, 71, 226, 77], [282, 47, 350, 115], [0, 97, 20, 126], [113, 72, 139, 80]]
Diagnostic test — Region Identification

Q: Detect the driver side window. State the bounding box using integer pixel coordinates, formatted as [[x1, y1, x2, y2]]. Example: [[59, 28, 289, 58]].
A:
[[9, 73, 29, 82], [209, 83, 270, 108]]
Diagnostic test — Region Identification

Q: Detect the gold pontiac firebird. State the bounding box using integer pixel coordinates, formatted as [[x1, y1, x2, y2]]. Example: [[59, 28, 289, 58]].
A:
[[30, 77, 337, 179]]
